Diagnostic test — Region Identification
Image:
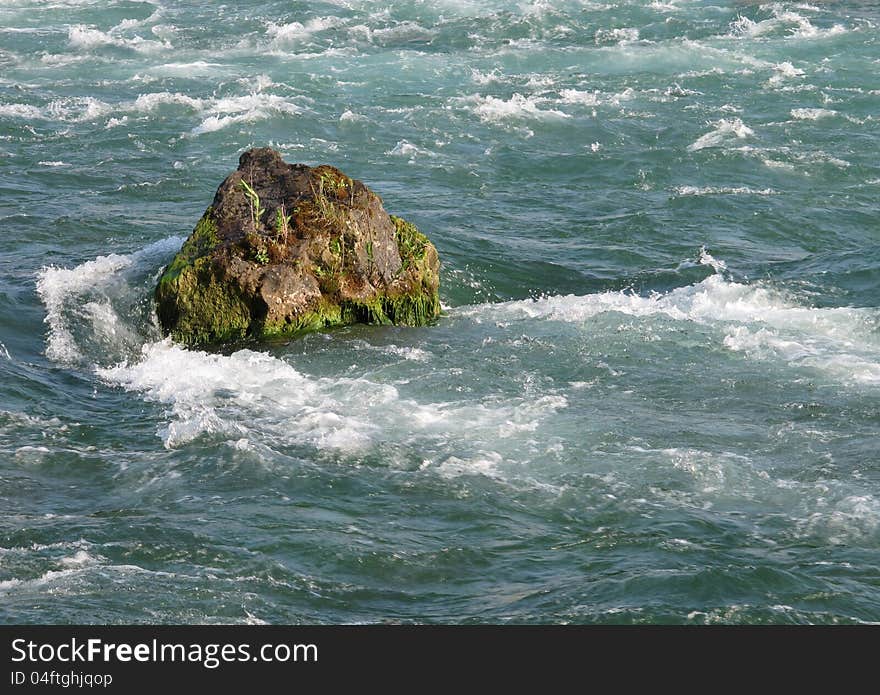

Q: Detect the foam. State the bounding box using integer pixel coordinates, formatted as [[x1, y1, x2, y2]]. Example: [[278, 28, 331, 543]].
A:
[[790, 107, 836, 120], [794, 150, 850, 169], [0, 103, 43, 119], [36, 237, 184, 366], [724, 328, 880, 384], [380, 345, 432, 362], [45, 96, 111, 122], [67, 24, 170, 53], [386, 140, 436, 160], [467, 93, 570, 129], [266, 16, 345, 45], [802, 495, 880, 545], [190, 94, 302, 136], [559, 89, 601, 106], [673, 186, 776, 197], [648, 0, 680, 11], [133, 92, 205, 111], [688, 118, 753, 151], [434, 451, 503, 481], [0, 560, 186, 597], [471, 68, 504, 86], [59, 550, 100, 567], [662, 447, 753, 493], [728, 14, 776, 38], [459, 270, 880, 386], [96, 337, 568, 452], [148, 61, 225, 75]]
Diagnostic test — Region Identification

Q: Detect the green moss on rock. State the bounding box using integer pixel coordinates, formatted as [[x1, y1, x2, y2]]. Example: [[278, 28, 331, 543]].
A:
[[392, 215, 429, 268], [155, 210, 251, 346], [260, 299, 345, 339], [156, 261, 252, 347], [158, 211, 220, 286]]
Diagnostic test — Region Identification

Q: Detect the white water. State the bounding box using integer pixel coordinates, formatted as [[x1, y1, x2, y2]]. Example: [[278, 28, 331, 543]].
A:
[[35, 239, 880, 471]]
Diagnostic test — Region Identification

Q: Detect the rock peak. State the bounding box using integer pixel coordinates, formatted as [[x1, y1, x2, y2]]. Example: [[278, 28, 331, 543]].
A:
[[155, 148, 440, 346]]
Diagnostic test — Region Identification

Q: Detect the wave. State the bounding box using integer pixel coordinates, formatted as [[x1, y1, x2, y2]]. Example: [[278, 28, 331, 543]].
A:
[[38, 240, 566, 463], [458, 267, 880, 386], [126, 91, 304, 135], [0, 97, 110, 123], [790, 107, 836, 120], [68, 24, 170, 54], [38, 237, 880, 471], [3, 64, 301, 135], [672, 186, 776, 197], [36, 237, 183, 366], [96, 338, 568, 453], [688, 118, 753, 151], [133, 92, 205, 111], [457, 93, 570, 137], [192, 94, 304, 135], [726, 7, 849, 41], [385, 140, 437, 160], [0, 103, 43, 119], [266, 17, 345, 46]]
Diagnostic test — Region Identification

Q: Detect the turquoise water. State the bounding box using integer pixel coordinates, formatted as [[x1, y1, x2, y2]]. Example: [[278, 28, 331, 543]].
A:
[[1, 0, 879, 624]]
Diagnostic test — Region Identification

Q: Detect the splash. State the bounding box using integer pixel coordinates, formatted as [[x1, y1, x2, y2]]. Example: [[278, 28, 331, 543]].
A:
[[688, 118, 754, 151], [459, 266, 880, 386]]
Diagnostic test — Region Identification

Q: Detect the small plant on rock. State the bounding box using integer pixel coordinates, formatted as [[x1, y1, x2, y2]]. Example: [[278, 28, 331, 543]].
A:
[[239, 178, 265, 228], [275, 205, 292, 240]]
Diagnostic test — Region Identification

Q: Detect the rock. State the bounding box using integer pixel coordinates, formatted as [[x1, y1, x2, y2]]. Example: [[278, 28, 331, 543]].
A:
[[155, 148, 440, 346]]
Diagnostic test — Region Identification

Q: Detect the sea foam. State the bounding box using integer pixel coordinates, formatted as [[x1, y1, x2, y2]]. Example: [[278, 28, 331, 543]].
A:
[[459, 269, 880, 386], [688, 118, 754, 151], [97, 337, 568, 453], [36, 237, 184, 366]]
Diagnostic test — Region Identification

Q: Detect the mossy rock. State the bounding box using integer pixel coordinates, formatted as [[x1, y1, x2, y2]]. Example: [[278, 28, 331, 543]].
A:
[[155, 148, 441, 346]]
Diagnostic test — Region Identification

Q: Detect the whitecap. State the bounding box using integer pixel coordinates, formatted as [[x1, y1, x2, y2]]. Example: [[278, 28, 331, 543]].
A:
[[767, 61, 805, 87], [371, 21, 435, 45], [36, 237, 184, 366], [688, 118, 753, 151], [37, 254, 134, 364], [339, 109, 367, 123], [673, 185, 776, 197], [97, 340, 568, 452], [67, 24, 170, 53], [0, 103, 43, 119], [266, 16, 345, 45], [386, 140, 436, 160], [190, 94, 302, 136], [458, 271, 880, 386], [466, 93, 570, 128], [790, 107, 836, 120], [45, 96, 111, 122], [594, 27, 639, 45], [133, 92, 205, 111], [559, 89, 601, 106]]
